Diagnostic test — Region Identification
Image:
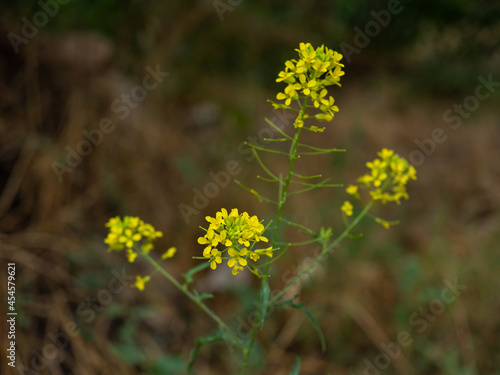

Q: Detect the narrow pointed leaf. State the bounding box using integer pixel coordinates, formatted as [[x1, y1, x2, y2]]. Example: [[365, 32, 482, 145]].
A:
[[284, 301, 326, 352], [188, 331, 224, 374], [183, 262, 211, 286], [259, 279, 270, 328]]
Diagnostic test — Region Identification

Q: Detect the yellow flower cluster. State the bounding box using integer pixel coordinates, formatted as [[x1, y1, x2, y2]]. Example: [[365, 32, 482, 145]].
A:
[[270, 42, 345, 128], [341, 201, 353, 216], [104, 216, 163, 263], [346, 148, 417, 205], [198, 208, 272, 275]]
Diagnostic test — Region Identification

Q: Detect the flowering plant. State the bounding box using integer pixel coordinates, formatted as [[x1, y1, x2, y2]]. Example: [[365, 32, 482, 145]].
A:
[[103, 42, 416, 374], [197, 208, 273, 275]]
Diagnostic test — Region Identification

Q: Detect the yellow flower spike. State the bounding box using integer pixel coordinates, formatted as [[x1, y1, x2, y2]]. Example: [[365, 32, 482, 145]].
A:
[[347, 149, 417, 205], [104, 216, 165, 260], [161, 247, 177, 260], [341, 201, 354, 216], [198, 209, 271, 276], [133, 275, 150, 291], [273, 43, 344, 128]]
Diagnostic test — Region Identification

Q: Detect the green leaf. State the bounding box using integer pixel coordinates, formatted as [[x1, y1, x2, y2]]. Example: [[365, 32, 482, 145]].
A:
[[290, 356, 301, 374], [299, 305, 326, 352], [183, 262, 211, 286], [259, 279, 270, 328], [193, 290, 214, 301], [281, 301, 326, 352], [188, 331, 225, 374]]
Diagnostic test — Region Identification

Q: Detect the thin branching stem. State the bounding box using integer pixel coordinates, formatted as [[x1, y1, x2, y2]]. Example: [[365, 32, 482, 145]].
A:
[[234, 180, 278, 205], [247, 142, 291, 156], [251, 148, 278, 180], [298, 143, 346, 152], [269, 200, 374, 305], [264, 118, 293, 140], [257, 175, 279, 183], [139, 250, 245, 350], [279, 217, 315, 234], [291, 171, 322, 179]]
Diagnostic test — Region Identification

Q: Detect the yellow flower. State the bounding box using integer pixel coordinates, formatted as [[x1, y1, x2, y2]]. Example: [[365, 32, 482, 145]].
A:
[[198, 209, 272, 276], [255, 247, 273, 258], [294, 118, 304, 128], [119, 228, 142, 249], [228, 248, 248, 266], [104, 216, 164, 260], [377, 219, 391, 229], [133, 275, 150, 291], [231, 265, 244, 275], [347, 149, 417, 205], [378, 148, 394, 160], [273, 43, 345, 128], [311, 88, 329, 108], [346, 185, 359, 197], [209, 249, 222, 270], [277, 82, 301, 106], [161, 247, 177, 260], [341, 201, 353, 216], [310, 126, 325, 133], [127, 249, 138, 263]]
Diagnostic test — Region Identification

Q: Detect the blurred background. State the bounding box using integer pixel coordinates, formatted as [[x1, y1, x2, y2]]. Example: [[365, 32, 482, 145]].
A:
[[1, 0, 500, 374]]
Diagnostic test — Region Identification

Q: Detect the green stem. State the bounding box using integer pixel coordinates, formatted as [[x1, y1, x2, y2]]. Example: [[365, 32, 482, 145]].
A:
[[139, 250, 244, 350], [269, 200, 374, 305], [267, 96, 309, 271], [269, 128, 301, 244], [243, 98, 309, 373], [241, 326, 258, 375]]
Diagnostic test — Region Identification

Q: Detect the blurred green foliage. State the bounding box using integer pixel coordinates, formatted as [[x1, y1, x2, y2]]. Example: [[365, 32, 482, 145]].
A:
[[4, 0, 500, 93]]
